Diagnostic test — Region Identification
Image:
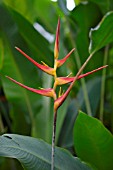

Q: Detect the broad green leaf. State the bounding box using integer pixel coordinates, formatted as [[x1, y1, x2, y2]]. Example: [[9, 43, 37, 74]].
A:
[[0, 4, 55, 139], [9, 7, 53, 66], [4, 0, 58, 33], [1, 33, 40, 132], [74, 111, 113, 170], [0, 4, 42, 132], [0, 134, 92, 170], [58, 77, 102, 148], [34, 0, 58, 33], [3, 0, 35, 23], [75, 0, 110, 14], [0, 157, 23, 170], [89, 11, 113, 54], [10, 106, 31, 135], [70, 2, 102, 60]]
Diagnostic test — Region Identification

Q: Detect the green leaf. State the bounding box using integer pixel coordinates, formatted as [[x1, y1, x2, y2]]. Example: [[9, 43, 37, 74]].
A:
[[0, 134, 92, 170], [9, 7, 53, 66], [1, 33, 39, 112], [0, 4, 55, 139], [58, 77, 102, 148], [3, 0, 35, 23], [73, 111, 113, 170], [34, 0, 58, 33], [0, 157, 23, 170], [74, 0, 82, 5], [89, 11, 113, 54], [0, 4, 42, 132], [1, 34, 39, 132], [75, 0, 110, 14], [70, 2, 102, 60]]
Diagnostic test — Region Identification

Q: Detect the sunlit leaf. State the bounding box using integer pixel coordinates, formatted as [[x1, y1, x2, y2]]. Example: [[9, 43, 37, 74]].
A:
[[74, 111, 113, 170], [75, 0, 110, 14], [89, 11, 113, 54]]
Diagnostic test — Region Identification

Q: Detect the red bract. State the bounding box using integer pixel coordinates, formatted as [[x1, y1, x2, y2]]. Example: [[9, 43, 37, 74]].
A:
[[15, 47, 55, 76], [54, 65, 108, 111], [54, 18, 60, 59], [55, 65, 108, 85], [6, 76, 56, 99], [56, 48, 75, 67]]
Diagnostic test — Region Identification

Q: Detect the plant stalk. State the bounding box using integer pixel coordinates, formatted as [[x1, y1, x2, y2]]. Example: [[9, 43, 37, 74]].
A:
[[51, 110, 57, 170], [99, 45, 109, 122], [51, 51, 95, 170], [66, 19, 92, 116]]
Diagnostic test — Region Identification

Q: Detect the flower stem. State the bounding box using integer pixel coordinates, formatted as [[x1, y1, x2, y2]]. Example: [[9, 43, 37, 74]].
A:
[[51, 110, 57, 170]]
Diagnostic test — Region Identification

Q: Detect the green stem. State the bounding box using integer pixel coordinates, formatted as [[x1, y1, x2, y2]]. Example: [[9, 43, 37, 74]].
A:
[[99, 45, 109, 122], [51, 45, 59, 170], [0, 114, 4, 133], [51, 110, 57, 170], [66, 20, 92, 116], [0, 100, 11, 131]]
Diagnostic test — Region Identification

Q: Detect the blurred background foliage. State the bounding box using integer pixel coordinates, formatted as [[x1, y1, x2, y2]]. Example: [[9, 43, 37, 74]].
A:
[[0, 0, 113, 169]]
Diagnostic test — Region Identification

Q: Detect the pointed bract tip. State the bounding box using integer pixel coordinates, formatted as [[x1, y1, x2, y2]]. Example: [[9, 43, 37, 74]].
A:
[[15, 46, 20, 50], [54, 18, 60, 59], [102, 65, 109, 68], [15, 47, 55, 76], [5, 76, 56, 98], [57, 48, 75, 67]]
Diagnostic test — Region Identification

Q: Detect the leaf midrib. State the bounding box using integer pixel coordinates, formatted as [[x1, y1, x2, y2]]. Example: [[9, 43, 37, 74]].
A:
[[0, 144, 58, 169]]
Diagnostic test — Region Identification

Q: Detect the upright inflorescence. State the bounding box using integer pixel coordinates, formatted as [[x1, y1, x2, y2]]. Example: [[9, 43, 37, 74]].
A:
[[6, 18, 108, 170]]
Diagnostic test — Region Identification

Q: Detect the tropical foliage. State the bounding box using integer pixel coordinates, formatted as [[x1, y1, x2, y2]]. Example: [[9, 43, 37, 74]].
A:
[[0, 0, 113, 170]]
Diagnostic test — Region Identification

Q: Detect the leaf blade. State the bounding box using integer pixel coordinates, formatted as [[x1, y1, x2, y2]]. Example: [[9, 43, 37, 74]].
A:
[[0, 134, 92, 170], [89, 11, 113, 54], [73, 111, 113, 170]]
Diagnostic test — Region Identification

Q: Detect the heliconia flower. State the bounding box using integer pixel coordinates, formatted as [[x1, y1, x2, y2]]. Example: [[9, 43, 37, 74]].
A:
[[54, 65, 108, 111], [15, 47, 55, 76], [6, 76, 56, 99], [56, 48, 75, 67], [54, 18, 60, 59], [54, 84, 71, 111], [55, 65, 108, 85]]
